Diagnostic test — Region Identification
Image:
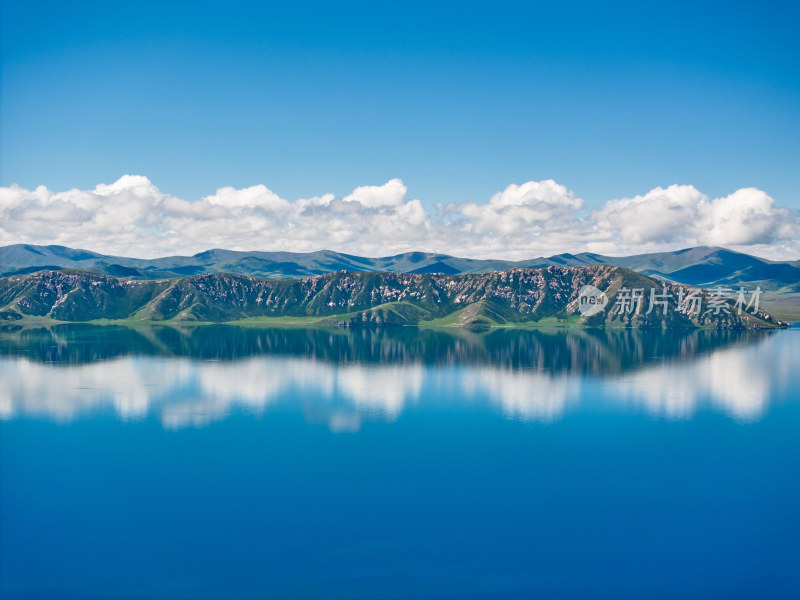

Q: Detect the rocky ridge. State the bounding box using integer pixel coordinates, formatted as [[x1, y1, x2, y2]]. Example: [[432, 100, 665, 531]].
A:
[[0, 266, 786, 329]]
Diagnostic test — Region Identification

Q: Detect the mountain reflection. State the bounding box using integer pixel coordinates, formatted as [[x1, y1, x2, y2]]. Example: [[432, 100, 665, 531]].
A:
[[0, 324, 793, 428]]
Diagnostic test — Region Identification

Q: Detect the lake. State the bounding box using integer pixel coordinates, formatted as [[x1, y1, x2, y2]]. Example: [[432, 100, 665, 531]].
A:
[[1, 324, 798, 599]]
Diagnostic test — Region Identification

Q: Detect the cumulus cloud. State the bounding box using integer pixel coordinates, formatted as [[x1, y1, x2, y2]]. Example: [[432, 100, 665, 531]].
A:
[[591, 184, 706, 246], [342, 178, 408, 208], [0, 175, 797, 259], [591, 184, 798, 253], [445, 179, 595, 256], [701, 188, 796, 246]]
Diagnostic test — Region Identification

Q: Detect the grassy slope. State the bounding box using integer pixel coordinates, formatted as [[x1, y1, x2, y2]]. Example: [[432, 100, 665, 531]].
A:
[[759, 292, 800, 321]]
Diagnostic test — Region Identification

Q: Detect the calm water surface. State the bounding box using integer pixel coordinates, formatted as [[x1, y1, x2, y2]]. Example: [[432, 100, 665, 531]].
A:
[[1, 324, 798, 599]]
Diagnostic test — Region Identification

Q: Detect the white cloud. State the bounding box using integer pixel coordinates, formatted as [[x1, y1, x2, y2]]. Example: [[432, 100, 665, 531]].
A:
[[701, 188, 795, 246], [0, 175, 797, 260], [591, 184, 706, 246], [342, 178, 408, 208], [452, 180, 588, 256], [591, 184, 799, 254]]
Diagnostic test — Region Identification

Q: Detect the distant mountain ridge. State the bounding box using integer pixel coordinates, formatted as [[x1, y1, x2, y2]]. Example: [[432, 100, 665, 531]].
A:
[[1, 244, 799, 293]]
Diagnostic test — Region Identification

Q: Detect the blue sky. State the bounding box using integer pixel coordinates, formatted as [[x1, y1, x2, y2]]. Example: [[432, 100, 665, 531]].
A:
[[0, 1, 798, 258], [3, 0, 798, 207]]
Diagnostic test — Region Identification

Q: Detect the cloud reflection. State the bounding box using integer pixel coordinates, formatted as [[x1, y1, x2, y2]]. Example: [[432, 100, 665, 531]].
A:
[[606, 335, 780, 421], [0, 356, 425, 430], [0, 329, 793, 429], [459, 368, 578, 422]]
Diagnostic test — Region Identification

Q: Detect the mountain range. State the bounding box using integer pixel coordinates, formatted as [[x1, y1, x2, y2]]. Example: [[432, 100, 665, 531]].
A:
[[0, 266, 785, 329], [2, 244, 798, 293]]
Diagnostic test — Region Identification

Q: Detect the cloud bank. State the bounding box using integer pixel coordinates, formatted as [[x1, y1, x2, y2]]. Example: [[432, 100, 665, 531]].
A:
[[1, 176, 797, 260]]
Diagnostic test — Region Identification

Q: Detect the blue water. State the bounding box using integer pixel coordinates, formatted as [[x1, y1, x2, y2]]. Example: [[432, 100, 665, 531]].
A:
[[1, 325, 799, 599]]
